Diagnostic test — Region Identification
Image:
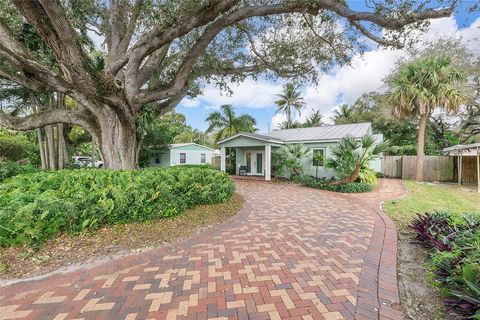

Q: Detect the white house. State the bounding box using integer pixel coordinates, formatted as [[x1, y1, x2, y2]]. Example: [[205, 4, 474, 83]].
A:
[[149, 143, 214, 167], [217, 122, 383, 180]]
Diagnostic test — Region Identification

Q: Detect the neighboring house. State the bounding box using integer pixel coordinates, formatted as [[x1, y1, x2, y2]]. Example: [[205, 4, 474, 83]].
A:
[[217, 122, 383, 181], [149, 143, 214, 167]]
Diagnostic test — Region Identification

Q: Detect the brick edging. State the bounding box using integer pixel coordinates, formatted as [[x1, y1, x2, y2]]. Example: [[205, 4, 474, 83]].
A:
[[336, 180, 407, 320]]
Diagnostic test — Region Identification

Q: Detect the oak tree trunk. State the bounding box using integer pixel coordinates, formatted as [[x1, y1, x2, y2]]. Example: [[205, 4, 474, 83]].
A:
[[94, 109, 139, 170], [416, 114, 428, 182]]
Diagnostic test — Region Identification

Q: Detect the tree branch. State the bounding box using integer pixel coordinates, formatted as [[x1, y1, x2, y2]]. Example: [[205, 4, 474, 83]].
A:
[[106, 0, 145, 75], [0, 108, 98, 134], [11, 0, 93, 85], [348, 19, 400, 48], [139, 1, 452, 105], [137, 44, 171, 85]]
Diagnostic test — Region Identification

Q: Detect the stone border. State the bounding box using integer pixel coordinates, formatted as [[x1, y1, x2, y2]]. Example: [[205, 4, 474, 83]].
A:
[[338, 179, 407, 320]]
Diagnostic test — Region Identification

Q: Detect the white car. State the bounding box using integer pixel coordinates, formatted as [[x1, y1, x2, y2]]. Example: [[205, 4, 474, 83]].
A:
[[72, 156, 103, 168]]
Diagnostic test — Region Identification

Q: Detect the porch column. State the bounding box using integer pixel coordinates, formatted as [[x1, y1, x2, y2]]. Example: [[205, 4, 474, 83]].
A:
[[220, 146, 226, 172], [458, 149, 463, 185], [265, 143, 271, 181]]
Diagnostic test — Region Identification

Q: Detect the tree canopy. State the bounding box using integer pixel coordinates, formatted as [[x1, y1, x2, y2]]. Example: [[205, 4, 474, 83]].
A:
[[0, 0, 454, 168]]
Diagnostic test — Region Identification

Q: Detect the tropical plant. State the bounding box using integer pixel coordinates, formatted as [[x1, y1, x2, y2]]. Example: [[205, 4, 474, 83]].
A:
[[357, 167, 378, 185], [275, 83, 305, 129], [291, 175, 374, 193], [275, 144, 311, 178], [277, 120, 303, 130], [312, 150, 324, 180], [0, 160, 38, 182], [333, 104, 354, 124], [326, 135, 388, 185], [410, 211, 480, 318], [304, 110, 323, 127], [0, 166, 235, 247], [388, 55, 469, 181], [206, 105, 257, 144]]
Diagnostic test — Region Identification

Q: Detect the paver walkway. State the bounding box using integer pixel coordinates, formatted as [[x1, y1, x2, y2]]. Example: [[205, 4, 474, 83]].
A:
[[0, 179, 406, 320]]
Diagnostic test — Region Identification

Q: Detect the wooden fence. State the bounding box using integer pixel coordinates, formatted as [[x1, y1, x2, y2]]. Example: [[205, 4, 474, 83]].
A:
[[382, 155, 477, 183]]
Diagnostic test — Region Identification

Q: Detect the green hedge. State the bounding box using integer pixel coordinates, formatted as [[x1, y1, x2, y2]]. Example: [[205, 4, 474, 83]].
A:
[[291, 175, 374, 193], [0, 161, 38, 182], [0, 166, 235, 247]]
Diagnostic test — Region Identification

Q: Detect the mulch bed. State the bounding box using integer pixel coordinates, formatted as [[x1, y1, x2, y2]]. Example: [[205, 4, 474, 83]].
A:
[[0, 194, 244, 280]]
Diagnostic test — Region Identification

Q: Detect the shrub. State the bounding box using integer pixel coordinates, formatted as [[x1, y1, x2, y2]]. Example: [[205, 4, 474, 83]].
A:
[[0, 131, 38, 163], [0, 166, 235, 247], [0, 161, 38, 182], [291, 175, 373, 193], [410, 212, 480, 318], [335, 182, 374, 193]]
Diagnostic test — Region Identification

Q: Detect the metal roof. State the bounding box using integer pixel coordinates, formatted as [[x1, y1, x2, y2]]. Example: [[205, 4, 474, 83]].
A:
[[443, 142, 480, 154], [263, 122, 373, 142], [218, 122, 374, 145]]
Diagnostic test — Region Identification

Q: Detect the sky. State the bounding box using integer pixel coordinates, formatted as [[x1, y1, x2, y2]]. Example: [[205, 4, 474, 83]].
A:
[[176, 2, 480, 134]]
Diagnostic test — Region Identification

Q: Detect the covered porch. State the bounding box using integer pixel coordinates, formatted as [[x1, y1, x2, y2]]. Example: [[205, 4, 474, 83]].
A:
[[443, 142, 480, 193], [218, 133, 283, 181]]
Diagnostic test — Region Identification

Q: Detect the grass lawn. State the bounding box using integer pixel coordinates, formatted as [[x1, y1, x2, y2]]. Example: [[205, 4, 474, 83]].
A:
[[384, 180, 480, 227], [383, 180, 480, 320]]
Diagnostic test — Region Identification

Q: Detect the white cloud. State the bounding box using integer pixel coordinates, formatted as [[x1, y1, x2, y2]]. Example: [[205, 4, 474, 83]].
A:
[[302, 16, 480, 124], [271, 113, 287, 129], [179, 79, 284, 110]]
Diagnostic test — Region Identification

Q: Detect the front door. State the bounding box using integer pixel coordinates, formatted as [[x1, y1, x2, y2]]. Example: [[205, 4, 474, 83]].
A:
[[245, 151, 264, 175]]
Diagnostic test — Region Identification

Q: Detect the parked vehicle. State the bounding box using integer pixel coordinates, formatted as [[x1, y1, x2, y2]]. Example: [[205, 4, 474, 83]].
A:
[[72, 156, 103, 168]]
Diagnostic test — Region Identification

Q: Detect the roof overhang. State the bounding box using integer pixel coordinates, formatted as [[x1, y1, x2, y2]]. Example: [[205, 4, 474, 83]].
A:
[[168, 143, 214, 151], [443, 143, 480, 153], [218, 133, 284, 145]]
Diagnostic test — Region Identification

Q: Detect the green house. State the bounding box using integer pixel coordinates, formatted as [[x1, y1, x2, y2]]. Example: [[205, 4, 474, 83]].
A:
[[217, 122, 383, 181], [149, 143, 214, 167]]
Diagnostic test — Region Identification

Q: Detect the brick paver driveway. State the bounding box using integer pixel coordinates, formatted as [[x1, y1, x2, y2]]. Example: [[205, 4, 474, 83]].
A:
[[0, 179, 406, 320]]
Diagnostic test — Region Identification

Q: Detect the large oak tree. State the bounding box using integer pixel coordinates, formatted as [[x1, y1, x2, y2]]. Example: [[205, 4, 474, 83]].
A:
[[0, 0, 453, 169]]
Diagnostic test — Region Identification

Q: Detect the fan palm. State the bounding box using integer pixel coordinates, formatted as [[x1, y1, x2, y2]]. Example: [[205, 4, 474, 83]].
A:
[[205, 104, 257, 144], [326, 135, 388, 185], [275, 83, 305, 129], [388, 55, 469, 181], [277, 144, 312, 177]]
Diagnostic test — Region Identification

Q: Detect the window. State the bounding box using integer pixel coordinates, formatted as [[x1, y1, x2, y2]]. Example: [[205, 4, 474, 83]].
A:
[[201, 153, 206, 164], [180, 153, 186, 164], [155, 156, 161, 164], [312, 149, 325, 167]]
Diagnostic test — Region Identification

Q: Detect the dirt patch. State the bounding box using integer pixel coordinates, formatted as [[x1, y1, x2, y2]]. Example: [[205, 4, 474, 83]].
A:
[[0, 194, 244, 280], [397, 229, 446, 319]]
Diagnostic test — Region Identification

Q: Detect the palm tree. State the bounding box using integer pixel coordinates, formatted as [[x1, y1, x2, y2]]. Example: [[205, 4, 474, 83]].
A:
[[333, 104, 353, 124], [304, 109, 323, 127], [275, 83, 305, 129], [388, 55, 469, 181], [277, 120, 303, 130], [277, 144, 312, 178], [205, 104, 257, 144], [326, 135, 388, 185]]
